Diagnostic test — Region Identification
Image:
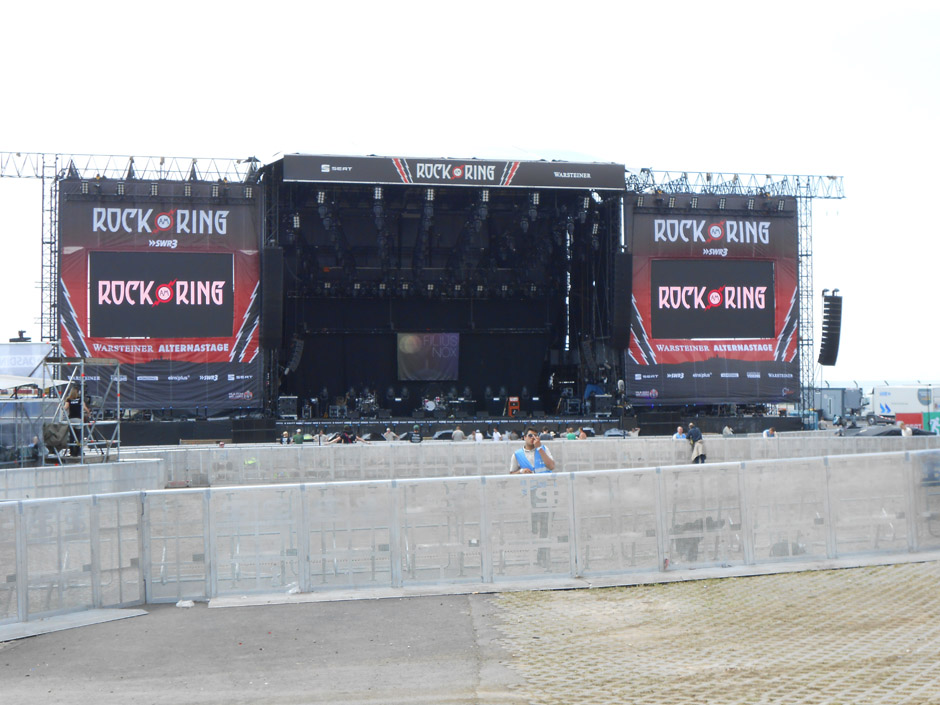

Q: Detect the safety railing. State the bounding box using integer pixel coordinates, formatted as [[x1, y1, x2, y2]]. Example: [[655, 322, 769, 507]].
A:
[[4, 449, 940, 626]]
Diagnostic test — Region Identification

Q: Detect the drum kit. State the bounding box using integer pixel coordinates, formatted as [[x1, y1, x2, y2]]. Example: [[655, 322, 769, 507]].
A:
[[357, 392, 378, 416], [422, 396, 447, 412]]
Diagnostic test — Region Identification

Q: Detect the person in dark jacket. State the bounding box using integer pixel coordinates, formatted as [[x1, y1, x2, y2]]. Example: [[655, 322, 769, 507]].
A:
[[687, 422, 706, 464]]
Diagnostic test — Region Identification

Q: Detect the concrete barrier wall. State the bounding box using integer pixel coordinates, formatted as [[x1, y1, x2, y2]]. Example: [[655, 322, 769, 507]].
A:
[[122, 436, 940, 487], [4, 448, 940, 625]]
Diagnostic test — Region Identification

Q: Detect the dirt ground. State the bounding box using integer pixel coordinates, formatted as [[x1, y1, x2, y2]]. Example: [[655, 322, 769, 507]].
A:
[[2, 561, 939, 704]]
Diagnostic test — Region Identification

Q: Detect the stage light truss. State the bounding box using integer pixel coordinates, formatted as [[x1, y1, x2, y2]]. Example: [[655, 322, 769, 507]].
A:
[[624, 169, 844, 199]]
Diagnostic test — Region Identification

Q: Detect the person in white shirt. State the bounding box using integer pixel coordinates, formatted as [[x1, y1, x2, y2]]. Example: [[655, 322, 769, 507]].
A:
[[473, 429, 483, 442], [491, 426, 502, 442]]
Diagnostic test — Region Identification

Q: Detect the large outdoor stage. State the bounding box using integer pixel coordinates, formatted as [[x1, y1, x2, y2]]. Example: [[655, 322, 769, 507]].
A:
[[0, 151, 846, 450]]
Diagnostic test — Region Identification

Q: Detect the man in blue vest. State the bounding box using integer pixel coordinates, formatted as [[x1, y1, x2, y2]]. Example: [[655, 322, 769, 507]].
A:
[[509, 427, 556, 474], [509, 427, 557, 569]]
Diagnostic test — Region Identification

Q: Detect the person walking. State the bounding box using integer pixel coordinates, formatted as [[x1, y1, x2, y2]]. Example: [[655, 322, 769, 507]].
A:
[[687, 422, 706, 463]]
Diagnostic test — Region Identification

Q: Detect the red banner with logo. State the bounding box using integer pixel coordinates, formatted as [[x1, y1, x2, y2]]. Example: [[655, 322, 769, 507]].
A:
[[625, 198, 800, 404], [58, 179, 262, 409]]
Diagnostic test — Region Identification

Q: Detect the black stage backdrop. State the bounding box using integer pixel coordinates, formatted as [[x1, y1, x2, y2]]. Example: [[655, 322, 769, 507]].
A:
[[281, 297, 552, 408]]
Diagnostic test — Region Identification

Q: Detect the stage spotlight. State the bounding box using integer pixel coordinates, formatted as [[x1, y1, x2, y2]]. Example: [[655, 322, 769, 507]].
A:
[[718, 197, 726, 210], [184, 183, 192, 197], [454, 283, 462, 294], [244, 186, 253, 199], [476, 284, 485, 295], [426, 188, 435, 202], [116, 182, 125, 196], [353, 282, 361, 294], [426, 283, 435, 292], [747, 198, 755, 210], [401, 282, 410, 292], [81, 181, 89, 195], [690, 196, 698, 209], [211, 184, 220, 198], [292, 214, 301, 229], [150, 183, 159, 197], [378, 282, 387, 294], [777, 199, 785, 211], [317, 191, 326, 204], [636, 195, 644, 207], [668, 196, 676, 208], [481, 189, 490, 202], [323, 282, 332, 292], [374, 186, 383, 200]]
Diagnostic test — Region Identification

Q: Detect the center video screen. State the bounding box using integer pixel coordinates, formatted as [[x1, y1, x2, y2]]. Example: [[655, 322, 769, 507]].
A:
[[88, 251, 235, 338], [397, 333, 459, 381], [650, 259, 775, 339]]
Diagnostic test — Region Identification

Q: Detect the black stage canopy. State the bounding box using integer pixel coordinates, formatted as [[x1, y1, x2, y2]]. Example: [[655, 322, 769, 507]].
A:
[[281, 154, 627, 191]]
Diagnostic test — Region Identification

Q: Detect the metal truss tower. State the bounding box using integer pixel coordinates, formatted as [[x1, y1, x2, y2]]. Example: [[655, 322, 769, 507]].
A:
[[624, 169, 845, 413], [1, 152, 259, 346]]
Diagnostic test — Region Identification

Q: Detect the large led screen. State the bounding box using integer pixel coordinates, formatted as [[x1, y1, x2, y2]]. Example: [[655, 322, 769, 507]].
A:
[[58, 179, 262, 410], [625, 200, 800, 405], [650, 259, 775, 339], [397, 333, 459, 381]]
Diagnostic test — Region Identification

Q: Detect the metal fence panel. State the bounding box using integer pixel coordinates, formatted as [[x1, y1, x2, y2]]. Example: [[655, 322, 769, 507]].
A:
[[743, 458, 830, 562], [826, 453, 911, 556], [483, 473, 574, 580], [24, 498, 94, 618], [573, 469, 661, 576], [144, 491, 208, 602], [211, 486, 304, 595], [660, 463, 745, 569], [303, 481, 394, 590], [397, 477, 485, 586]]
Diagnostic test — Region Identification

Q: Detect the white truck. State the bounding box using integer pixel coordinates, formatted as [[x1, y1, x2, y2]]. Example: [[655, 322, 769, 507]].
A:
[[868, 385, 940, 432]]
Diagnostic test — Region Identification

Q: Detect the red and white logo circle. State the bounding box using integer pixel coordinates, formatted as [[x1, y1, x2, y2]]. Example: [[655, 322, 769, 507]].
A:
[[154, 210, 175, 233], [708, 221, 725, 240], [452, 166, 464, 179], [153, 280, 176, 307], [707, 289, 723, 309]]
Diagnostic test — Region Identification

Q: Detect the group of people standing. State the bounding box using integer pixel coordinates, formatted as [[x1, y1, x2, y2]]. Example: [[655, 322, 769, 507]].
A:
[[672, 423, 706, 463]]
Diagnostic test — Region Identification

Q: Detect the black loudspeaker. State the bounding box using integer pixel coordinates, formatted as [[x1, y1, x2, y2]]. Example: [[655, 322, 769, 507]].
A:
[[817, 293, 843, 366], [611, 250, 632, 349], [277, 396, 298, 419], [260, 247, 284, 349]]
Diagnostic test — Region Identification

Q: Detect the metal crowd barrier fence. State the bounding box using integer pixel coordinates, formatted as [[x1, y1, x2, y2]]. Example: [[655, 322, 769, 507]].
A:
[[0, 459, 165, 501], [4, 449, 940, 626], [120, 436, 940, 487]]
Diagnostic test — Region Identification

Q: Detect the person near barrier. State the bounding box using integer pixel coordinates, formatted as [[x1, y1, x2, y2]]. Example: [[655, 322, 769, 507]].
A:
[[687, 422, 706, 463], [383, 427, 400, 442], [509, 427, 556, 474], [510, 427, 558, 569], [292, 428, 305, 444], [410, 424, 423, 443], [673, 426, 686, 439], [451, 425, 467, 441], [328, 426, 368, 444]]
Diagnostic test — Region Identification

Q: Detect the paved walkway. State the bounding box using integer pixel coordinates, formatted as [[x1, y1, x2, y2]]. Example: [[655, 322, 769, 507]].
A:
[[2, 561, 939, 703]]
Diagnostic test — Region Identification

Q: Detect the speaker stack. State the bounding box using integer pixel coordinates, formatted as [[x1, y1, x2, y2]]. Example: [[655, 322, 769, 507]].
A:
[[817, 291, 843, 366]]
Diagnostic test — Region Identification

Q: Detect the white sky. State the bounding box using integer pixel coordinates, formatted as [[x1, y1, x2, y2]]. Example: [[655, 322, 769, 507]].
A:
[[1, 0, 937, 388]]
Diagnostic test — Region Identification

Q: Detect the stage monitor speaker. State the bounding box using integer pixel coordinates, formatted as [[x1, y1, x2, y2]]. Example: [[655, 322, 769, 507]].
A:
[[817, 294, 843, 366], [611, 250, 632, 349], [277, 396, 298, 419], [260, 247, 284, 349]]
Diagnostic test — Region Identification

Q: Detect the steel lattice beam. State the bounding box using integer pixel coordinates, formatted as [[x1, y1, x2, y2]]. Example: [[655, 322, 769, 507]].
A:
[[625, 169, 844, 199]]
